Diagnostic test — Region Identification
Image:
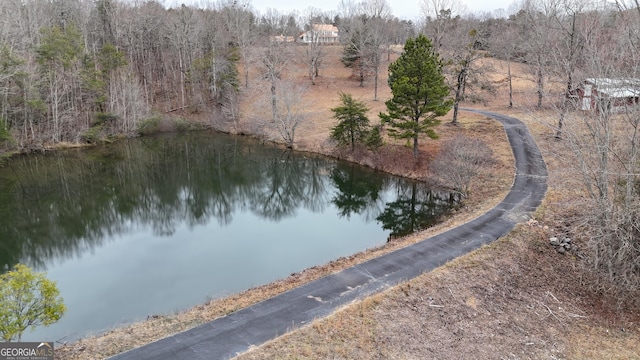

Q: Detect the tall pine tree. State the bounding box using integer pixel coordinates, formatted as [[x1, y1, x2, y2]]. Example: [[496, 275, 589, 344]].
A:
[[380, 34, 451, 159]]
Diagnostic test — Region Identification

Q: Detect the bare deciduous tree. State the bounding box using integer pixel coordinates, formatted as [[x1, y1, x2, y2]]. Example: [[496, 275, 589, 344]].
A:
[[536, 1, 640, 290], [420, 0, 466, 50], [110, 70, 149, 134], [272, 82, 308, 146], [508, 0, 558, 109], [254, 80, 308, 147], [545, 0, 589, 139], [260, 38, 293, 123], [446, 26, 493, 124], [489, 12, 521, 108], [429, 135, 494, 196], [300, 8, 328, 85]]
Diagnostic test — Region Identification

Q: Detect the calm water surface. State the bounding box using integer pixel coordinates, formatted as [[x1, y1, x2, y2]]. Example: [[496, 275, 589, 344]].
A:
[[0, 132, 459, 342]]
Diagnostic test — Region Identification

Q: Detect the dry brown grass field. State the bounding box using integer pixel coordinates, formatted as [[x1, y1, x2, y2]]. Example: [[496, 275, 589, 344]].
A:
[[57, 46, 640, 360]]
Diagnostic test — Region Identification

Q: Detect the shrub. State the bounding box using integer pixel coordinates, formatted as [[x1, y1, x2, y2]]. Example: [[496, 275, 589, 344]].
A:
[[81, 124, 105, 143], [137, 115, 162, 135], [0, 128, 15, 153], [429, 135, 494, 197], [0, 264, 66, 342]]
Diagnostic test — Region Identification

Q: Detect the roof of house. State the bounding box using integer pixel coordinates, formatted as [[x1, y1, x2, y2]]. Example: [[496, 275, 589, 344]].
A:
[[311, 24, 339, 33], [585, 78, 640, 98]]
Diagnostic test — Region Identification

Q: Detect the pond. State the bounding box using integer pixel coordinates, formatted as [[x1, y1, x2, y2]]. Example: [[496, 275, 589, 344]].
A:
[[0, 131, 459, 342]]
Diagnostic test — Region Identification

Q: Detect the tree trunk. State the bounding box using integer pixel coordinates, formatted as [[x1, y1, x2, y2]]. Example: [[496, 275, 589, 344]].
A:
[[452, 67, 466, 124], [536, 55, 543, 109], [452, 101, 460, 125], [350, 126, 355, 151], [309, 62, 317, 85], [557, 14, 577, 140], [179, 49, 186, 110], [508, 60, 513, 108], [271, 79, 277, 122], [374, 69, 379, 101], [243, 57, 250, 88]]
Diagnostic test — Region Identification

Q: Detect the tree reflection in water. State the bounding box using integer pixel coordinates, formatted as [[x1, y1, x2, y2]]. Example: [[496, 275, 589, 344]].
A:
[[329, 163, 460, 239], [0, 132, 459, 272]]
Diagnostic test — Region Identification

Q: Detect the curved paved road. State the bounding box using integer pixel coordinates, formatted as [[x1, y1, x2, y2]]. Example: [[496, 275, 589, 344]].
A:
[[110, 109, 548, 360]]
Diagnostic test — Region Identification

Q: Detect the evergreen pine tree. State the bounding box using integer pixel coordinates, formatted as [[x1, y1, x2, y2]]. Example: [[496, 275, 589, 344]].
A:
[[330, 92, 371, 151], [380, 34, 451, 159]]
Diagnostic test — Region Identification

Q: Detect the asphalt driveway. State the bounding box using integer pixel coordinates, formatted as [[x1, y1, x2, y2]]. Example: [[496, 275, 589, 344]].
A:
[[110, 109, 548, 360]]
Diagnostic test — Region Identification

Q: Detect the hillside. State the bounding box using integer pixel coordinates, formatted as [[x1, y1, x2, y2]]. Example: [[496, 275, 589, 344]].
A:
[[57, 45, 640, 359], [233, 45, 640, 360]]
